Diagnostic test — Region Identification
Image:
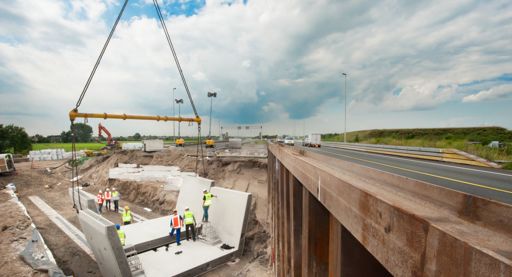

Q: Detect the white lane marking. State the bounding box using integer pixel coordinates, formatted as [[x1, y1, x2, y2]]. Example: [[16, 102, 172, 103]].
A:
[[319, 146, 512, 178]]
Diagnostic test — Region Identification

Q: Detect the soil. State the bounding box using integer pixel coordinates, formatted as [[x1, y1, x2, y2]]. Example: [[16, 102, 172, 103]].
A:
[[0, 145, 271, 276]]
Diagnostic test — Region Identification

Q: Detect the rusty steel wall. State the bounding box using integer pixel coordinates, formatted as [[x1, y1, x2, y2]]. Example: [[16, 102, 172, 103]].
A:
[[268, 143, 512, 277]]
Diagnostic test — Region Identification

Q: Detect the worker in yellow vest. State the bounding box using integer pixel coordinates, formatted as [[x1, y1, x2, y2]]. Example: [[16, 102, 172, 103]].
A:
[[183, 207, 196, 241], [104, 188, 112, 211], [96, 190, 104, 214], [169, 209, 183, 246], [122, 206, 132, 225], [116, 224, 126, 246], [112, 188, 120, 212], [202, 189, 217, 222]]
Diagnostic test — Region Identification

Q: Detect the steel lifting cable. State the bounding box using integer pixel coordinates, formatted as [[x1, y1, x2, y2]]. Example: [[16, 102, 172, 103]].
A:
[[153, 0, 207, 175], [152, 0, 199, 118], [70, 0, 129, 212], [75, 0, 130, 109]]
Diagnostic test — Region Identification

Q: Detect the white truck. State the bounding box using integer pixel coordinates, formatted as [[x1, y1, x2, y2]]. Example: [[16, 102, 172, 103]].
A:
[[303, 134, 321, 148], [0, 153, 16, 175]]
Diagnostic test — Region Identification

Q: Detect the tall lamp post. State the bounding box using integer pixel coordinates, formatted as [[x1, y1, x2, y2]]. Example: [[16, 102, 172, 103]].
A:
[[207, 91, 217, 138], [175, 98, 184, 137], [342, 73, 348, 143], [172, 87, 176, 141]]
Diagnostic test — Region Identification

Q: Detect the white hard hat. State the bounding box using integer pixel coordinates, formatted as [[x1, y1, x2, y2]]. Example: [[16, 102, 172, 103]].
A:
[[185, 206, 189, 210], [203, 189, 207, 192], [99, 190, 102, 193], [106, 188, 110, 191]]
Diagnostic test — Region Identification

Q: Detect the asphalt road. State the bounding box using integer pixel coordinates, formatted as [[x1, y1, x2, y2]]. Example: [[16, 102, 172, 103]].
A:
[[301, 145, 512, 205]]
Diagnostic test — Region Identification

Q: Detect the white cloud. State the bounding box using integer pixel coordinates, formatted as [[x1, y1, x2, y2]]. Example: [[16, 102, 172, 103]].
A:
[[462, 84, 512, 103], [1, 0, 512, 136]]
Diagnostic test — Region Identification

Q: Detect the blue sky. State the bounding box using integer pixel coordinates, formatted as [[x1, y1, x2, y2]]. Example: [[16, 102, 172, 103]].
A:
[[0, 0, 511, 136]]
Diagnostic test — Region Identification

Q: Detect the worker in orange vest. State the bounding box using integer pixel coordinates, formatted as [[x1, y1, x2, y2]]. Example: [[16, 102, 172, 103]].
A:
[[104, 188, 112, 211], [96, 190, 104, 213], [169, 209, 183, 246]]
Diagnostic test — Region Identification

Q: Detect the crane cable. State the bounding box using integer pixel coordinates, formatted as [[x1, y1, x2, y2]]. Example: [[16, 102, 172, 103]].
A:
[[152, 0, 206, 175], [69, 0, 207, 213], [70, 0, 129, 213]]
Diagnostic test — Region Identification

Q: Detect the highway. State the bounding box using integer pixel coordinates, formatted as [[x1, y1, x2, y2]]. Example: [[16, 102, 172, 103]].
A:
[[301, 145, 512, 205]]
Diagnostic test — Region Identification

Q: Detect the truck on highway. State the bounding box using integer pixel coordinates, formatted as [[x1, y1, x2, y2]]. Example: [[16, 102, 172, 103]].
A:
[[303, 134, 321, 148], [0, 153, 16, 175]]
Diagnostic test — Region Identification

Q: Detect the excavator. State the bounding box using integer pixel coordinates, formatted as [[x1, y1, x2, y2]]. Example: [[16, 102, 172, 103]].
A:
[[98, 123, 118, 149]]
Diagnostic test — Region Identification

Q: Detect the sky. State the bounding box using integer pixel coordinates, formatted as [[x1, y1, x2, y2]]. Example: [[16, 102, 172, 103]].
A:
[[1, 0, 511, 137]]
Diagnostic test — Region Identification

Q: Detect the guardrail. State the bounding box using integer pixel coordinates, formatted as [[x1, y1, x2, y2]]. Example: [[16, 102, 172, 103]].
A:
[[321, 142, 500, 168]]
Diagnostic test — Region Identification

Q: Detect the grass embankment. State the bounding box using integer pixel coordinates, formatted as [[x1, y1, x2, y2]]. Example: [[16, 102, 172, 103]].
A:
[[322, 127, 512, 167]]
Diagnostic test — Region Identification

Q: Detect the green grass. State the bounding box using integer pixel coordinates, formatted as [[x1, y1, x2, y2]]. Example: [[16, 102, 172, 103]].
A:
[[322, 127, 512, 166], [32, 143, 107, 151]]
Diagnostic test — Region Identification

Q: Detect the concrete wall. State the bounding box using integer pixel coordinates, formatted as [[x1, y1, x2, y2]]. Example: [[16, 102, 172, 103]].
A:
[[78, 210, 131, 277], [175, 176, 212, 221], [68, 188, 97, 212], [209, 187, 252, 249]]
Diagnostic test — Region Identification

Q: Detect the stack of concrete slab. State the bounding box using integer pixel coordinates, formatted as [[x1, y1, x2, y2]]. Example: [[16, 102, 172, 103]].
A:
[[29, 149, 80, 161], [143, 140, 164, 152], [122, 143, 144, 150]]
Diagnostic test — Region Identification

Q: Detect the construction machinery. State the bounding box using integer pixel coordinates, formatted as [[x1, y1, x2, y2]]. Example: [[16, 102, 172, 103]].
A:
[[98, 123, 117, 149], [0, 153, 16, 175], [175, 138, 185, 147], [205, 138, 215, 148]]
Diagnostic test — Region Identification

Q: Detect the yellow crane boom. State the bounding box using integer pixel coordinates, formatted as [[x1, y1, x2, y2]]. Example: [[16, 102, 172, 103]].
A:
[[69, 109, 201, 124]]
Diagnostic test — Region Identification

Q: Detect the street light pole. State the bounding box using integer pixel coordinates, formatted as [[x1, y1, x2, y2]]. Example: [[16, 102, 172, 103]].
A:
[[175, 98, 184, 137], [172, 87, 176, 141], [207, 91, 217, 138], [342, 73, 348, 143]]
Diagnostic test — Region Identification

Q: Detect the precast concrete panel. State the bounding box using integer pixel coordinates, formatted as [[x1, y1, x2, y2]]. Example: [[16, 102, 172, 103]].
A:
[[209, 187, 252, 249], [143, 139, 164, 152], [123, 217, 171, 246], [68, 188, 97, 212], [175, 176, 212, 222], [78, 210, 132, 277]]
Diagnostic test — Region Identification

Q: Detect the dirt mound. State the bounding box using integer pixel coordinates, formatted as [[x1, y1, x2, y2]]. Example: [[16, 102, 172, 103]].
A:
[[0, 191, 48, 277]]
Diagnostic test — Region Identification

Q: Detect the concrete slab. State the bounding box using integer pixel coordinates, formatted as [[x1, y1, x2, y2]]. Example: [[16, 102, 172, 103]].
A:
[[123, 217, 170, 246], [28, 196, 95, 260], [78, 209, 132, 277], [136, 240, 237, 277], [209, 187, 252, 250]]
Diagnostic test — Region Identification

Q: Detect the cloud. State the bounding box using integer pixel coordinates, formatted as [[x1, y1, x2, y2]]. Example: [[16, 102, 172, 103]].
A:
[[1, 0, 512, 136], [462, 84, 512, 103]]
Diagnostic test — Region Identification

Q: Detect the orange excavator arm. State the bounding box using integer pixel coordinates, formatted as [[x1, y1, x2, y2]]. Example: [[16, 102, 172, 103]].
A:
[[98, 123, 113, 145]]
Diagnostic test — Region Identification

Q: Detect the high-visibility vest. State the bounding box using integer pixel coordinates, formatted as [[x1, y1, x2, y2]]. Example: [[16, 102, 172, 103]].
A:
[[171, 215, 181, 229], [122, 211, 132, 223], [97, 194, 104, 204], [184, 211, 194, 225], [105, 191, 111, 200], [117, 230, 126, 246], [112, 191, 119, 200], [203, 193, 213, 206]]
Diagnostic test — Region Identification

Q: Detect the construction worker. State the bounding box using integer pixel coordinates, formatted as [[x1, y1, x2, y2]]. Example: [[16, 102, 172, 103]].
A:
[[97, 190, 104, 213], [116, 224, 126, 246], [104, 188, 112, 211], [169, 209, 183, 246], [122, 206, 132, 225], [183, 207, 196, 241], [112, 187, 120, 212], [202, 189, 217, 222]]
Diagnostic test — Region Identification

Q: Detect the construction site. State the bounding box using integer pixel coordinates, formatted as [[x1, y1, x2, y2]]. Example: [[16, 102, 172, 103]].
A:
[[0, 142, 270, 276], [2, 0, 512, 276]]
